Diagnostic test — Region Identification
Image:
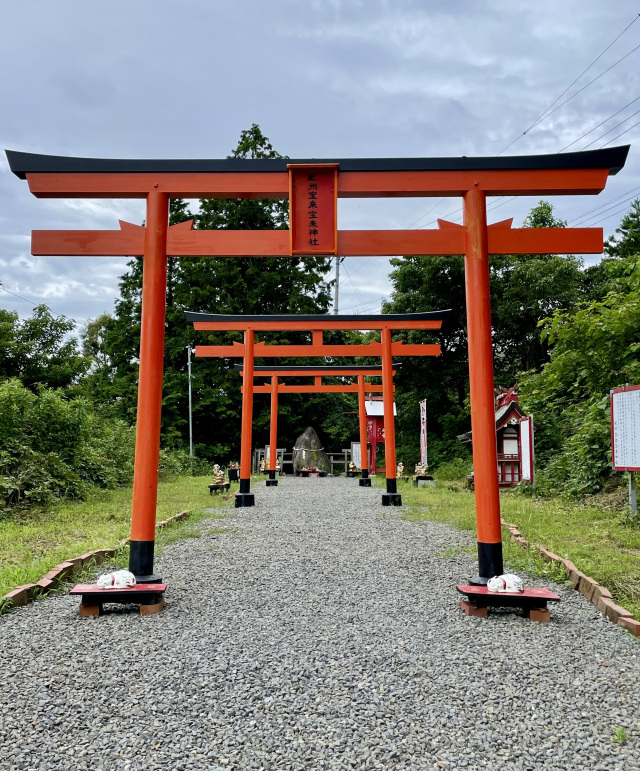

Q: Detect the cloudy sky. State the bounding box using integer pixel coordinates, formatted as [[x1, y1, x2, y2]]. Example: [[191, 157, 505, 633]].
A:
[[1, 0, 639, 329]]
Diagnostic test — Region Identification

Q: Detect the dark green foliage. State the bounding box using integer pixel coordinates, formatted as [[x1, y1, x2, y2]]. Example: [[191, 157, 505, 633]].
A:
[[0, 305, 89, 390], [80, 124, 336, 462], [519, 256, 640, 495], [0, 379, 136, 511], [383, 201, 585, 472]]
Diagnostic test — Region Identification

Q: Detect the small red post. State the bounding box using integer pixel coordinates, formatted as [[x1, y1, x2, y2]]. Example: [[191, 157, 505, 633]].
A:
[[463, 187, 503, 582], [237, 328, 256, 507], [381, 327, 401, 506], [129, 191, 169, 580], [267, 375, 279, 487], [357, 374, 372, 487]]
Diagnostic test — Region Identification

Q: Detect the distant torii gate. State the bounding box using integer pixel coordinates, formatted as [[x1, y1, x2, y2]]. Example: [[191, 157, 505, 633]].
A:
[[6, 144, 629, 585], [187, 311, 447, 507], [234, 364, 400, 487]]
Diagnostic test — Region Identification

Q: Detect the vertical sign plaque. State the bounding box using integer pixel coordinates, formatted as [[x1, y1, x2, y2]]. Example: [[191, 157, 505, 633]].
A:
[[611, 385, 640, 471], [520, 416, 535, 484], [419, 399, 428, 466], [288, 164, 338, 255]]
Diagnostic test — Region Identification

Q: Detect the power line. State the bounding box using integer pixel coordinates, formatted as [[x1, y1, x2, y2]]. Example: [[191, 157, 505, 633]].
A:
[[579, 107, 640, 150], [568, 184, 640, 224], [600, 116, 640, 147], [498, 13, 640, 155], [559, 95, 640, 151], [0, 283, 39, 307]]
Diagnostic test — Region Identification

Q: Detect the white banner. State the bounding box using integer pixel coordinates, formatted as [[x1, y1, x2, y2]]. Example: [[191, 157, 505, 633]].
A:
[[520, 416, 535, 484], [419, 400, 427, 466]]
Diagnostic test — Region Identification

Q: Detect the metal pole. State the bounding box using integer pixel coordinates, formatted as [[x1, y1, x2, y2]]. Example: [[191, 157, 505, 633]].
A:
[[129, 190, 169, 582], [463, 187, 503, 584], [187, 345, 193, 458]]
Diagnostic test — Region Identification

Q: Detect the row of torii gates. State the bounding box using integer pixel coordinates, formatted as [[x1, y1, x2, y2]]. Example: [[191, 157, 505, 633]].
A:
[[7, 144, 629, 587]]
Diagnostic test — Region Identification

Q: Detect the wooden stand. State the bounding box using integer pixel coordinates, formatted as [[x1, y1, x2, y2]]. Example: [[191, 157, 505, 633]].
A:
[[209, 482, 230, 495], [71, 583, 167, 617], [457, 585, 559, 622]]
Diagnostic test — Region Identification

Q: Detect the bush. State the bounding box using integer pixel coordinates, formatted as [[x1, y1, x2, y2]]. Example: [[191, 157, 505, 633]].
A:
[[433, 456, 473, 481]]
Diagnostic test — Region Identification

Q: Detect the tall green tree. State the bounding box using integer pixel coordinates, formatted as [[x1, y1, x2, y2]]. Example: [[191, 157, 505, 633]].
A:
[[0, 305, 88, 391], [84, 125, 335, 460], [382, 201, 586, 469]]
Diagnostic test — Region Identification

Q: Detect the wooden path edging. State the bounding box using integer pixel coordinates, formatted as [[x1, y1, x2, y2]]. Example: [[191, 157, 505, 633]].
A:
[[0, 510, 190, 612], [501, 517, 640, 637]]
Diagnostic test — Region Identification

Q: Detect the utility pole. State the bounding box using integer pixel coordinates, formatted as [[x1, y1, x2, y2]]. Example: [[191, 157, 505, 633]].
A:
[[334, 256, 344, 315], [187, 345, 193, 458]]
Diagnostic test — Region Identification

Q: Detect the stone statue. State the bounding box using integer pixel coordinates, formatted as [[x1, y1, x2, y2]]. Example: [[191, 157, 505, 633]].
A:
[[260, 458, 266, 473], [348, 461, 357, 472], [396, 462, 405, 478], [211, 464, 225, 485], [229, 461, 240, 470], [414, 462, 429, 476]]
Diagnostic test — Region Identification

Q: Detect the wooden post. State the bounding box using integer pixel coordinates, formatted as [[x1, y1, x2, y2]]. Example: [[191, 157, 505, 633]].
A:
[[463, 188, 503, 582], [236, 328, 256, 507], [381, 327, 401, 506], [267, 375, 279, 487], [358, 374, 371, 487], [129, 191, 169, 581]]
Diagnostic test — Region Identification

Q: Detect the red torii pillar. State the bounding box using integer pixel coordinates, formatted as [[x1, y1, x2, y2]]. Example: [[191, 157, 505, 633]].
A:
[[357, 374, 371, 487]]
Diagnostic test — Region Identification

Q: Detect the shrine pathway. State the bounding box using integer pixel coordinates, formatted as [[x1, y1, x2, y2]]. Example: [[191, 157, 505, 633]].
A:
[[1, 478, 639, 771]]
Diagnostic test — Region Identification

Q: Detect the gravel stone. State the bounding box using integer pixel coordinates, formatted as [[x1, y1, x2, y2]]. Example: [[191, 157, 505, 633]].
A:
[[1, 477, 639, 770]]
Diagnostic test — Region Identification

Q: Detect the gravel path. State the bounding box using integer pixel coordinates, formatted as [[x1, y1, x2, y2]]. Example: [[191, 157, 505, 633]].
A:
[[1, 478, 639, 771]]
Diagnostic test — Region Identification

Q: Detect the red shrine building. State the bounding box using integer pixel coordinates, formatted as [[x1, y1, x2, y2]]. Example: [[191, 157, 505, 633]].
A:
[[366, 395, 397, 475], [458, 386, 533, 488]]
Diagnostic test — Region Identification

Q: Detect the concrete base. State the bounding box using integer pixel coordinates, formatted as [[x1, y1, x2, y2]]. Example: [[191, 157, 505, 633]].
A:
[[266, 479, 278, 487], [382, 493, 402, 506], [235, 493, 255, 508], [359, 478, 372, 487]]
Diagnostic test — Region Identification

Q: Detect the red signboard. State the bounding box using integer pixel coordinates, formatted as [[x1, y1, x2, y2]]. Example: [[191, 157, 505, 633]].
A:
[[288, 164, 338, 255]]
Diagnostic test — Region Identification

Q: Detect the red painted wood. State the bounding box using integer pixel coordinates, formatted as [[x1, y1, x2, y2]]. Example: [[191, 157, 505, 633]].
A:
[[31, 225, 603, 258], [464, 188, 502, 546], [457, 585, 560, 600], [130, 192, 168, 543], [71, 583, 167, 593], [289, 165, 338, 255]]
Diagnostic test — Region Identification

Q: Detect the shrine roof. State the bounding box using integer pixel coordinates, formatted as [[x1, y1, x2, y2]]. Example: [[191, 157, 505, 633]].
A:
[[5, 145, 630, 179], [365, 399, 397, 417], [457, 401, 527, 443]]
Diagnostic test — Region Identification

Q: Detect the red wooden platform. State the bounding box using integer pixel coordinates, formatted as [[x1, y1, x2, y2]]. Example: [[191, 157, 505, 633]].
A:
[[457, 584, 560, 622], [71, 582, 167, 617]]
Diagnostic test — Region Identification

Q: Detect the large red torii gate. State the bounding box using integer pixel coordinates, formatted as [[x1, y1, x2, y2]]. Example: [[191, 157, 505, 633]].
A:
[[6, 144, 629, 586], [186, 311, 447, 508], [233, 364, 400, 487]]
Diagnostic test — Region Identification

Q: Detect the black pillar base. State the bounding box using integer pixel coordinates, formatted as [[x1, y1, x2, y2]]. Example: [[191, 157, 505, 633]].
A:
[[382, 493, 402, 506], [235, 493, 255, 507], [469, 541, 504, 585], [128, 540, 162, 583], [266, 479, 278, 487], [359, 478, 372, 487]]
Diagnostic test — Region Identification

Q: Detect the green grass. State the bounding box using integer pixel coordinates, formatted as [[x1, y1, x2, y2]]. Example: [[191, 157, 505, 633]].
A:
[[393, 478, 640, 619], [0, 475, 234, 598]]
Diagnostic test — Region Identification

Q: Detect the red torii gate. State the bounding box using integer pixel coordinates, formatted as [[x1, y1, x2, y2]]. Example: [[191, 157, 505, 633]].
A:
[[186, 311, 447, 507], [233, 364, 400, 487], [5, 144, 629, 586]]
